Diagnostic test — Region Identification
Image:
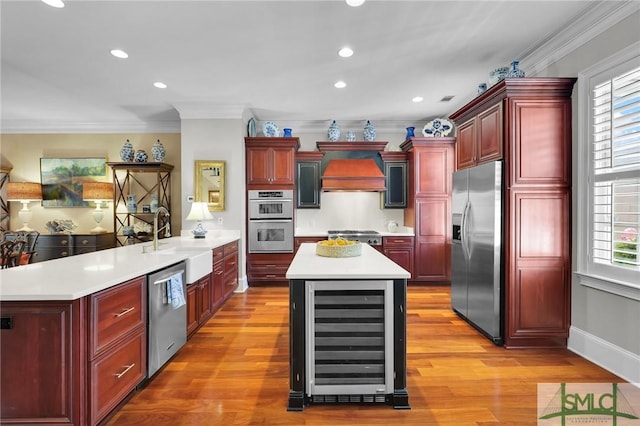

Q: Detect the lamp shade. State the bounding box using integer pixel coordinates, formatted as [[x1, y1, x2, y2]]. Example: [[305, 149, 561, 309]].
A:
[[6, 182, 42, 201], [186, 202, 213, 221], [82, 182, 113, 201]]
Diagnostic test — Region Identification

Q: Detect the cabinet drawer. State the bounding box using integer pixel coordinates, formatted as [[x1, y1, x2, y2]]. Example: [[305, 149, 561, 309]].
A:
[[224, 240, 238, 256], [37, 235, 72, 247], [90, 329, 146, 425], [383, 236, 414, 248], [213, 246, 224, 263], [90, 276, 146, 357]]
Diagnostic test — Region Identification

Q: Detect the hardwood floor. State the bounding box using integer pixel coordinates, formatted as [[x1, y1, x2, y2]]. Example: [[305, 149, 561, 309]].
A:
[[106, 285, 625, 425]]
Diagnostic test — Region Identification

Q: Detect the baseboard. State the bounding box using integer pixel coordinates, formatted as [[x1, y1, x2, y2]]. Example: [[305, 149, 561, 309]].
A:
[[568, 326, 640, 387], [235, 274, 249, 293]]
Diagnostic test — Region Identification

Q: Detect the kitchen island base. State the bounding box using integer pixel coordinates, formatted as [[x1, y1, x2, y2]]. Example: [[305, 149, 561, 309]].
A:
[[287, 277, 410, 411]]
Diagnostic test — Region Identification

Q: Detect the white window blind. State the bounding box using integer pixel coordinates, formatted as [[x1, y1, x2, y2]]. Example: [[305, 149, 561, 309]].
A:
[[591, 66, 640, 270]]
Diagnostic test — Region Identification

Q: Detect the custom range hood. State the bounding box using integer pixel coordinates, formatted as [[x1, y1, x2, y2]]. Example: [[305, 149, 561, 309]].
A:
[[321, 158, 386, 192]]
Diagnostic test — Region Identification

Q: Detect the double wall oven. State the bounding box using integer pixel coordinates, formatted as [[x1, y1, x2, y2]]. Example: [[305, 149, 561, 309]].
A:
[[248, 189, 294, 253]]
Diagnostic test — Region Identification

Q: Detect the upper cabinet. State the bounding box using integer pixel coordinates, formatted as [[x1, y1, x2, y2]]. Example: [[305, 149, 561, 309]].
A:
[[245, 137, 300, 189], [380, 151, 408, 209], [295, 151, 324, 209], [454, 102, 503, 170]]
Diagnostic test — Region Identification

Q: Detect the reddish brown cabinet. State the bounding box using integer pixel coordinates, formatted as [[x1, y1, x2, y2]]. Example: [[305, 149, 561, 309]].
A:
[[245, 137, 299, 189], [449, 77, 576, 348], [382, 236, 414, 278], [187, 274, 213, 337], [401, 137, 455, 282]]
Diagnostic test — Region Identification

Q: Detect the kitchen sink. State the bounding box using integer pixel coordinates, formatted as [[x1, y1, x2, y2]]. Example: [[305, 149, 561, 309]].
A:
[[146, 246, 213, 284]]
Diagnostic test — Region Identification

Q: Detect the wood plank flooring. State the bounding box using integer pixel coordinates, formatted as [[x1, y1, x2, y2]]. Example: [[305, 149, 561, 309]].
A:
[[106, 285, 625, 425]]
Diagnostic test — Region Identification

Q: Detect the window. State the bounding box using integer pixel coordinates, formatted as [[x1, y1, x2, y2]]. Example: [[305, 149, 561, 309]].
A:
[[577, 42, 640, 299]]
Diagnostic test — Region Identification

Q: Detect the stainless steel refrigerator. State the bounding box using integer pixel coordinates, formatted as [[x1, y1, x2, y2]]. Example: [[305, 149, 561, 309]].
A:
[[451, 160, 504, 345]]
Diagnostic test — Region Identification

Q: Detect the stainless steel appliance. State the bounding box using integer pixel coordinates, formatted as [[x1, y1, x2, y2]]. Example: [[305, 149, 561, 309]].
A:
[[451, 160, 503, 345], [305, 280, 394, 400], [147, 261, 187, 377], [248, 190, 294, 253], [327, 230, 382, 246]]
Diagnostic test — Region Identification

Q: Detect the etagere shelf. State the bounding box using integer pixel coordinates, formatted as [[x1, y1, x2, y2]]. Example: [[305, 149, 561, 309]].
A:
[[107, 162, 173, 247]]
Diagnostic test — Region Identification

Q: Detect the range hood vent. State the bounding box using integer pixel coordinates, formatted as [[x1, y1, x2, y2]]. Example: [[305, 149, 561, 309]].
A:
[[321, 159, 386, 192]]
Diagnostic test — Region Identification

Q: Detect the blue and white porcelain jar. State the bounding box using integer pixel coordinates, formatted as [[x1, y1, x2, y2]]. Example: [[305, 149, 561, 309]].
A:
[[126, 195, 137, 213], [120, 139, 134, 162], [506, 60, 525, 78], [151, 139, 166, 162], [134, 149, 148, 163], [363, 120, 376, 142], [327, 120, 340, 142]]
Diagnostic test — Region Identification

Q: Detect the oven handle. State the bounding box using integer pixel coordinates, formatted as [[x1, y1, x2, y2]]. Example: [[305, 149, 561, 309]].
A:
[[249, 219, 293, 223]]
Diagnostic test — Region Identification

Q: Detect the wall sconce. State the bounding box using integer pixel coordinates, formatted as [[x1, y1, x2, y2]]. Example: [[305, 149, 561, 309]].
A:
[[6, 182, 43, 231], [185, 202, 213, 239], [82, 182, 113, 234]]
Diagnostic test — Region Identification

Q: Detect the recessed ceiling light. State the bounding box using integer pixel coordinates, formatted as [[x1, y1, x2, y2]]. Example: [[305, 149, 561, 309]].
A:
[[440, 95, 455, 102], [153, 82, 167, 89], [334, 81, 347, 89], [110, 49, 128, 59], [412, 96, 424, 103], [346, 0, 365, 7], [41, 0, 64, 8], [338, 47, 354, 58]]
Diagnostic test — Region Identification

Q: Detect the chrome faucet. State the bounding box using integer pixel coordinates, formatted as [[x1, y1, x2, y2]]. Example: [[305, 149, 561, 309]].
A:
[[153, 206, 170, 251]]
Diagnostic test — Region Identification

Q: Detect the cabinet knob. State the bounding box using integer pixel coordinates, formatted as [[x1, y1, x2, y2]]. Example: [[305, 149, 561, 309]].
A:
[[61, 240, 68, 245], [81, 239, 89, 245]]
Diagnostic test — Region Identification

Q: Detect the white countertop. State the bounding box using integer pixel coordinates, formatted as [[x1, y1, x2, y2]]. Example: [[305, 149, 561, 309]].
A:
[[0, 233, 240, 302], [286, 243, 410, 280]]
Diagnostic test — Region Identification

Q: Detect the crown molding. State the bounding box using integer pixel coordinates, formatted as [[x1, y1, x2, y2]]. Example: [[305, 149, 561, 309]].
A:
[[173, 102, 246, 120], [0, 119, 181, 134], [520, 1, 640, 77]]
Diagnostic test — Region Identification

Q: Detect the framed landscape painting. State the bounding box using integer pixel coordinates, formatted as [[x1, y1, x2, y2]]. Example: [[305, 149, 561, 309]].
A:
[[40, 158, 107, 207]]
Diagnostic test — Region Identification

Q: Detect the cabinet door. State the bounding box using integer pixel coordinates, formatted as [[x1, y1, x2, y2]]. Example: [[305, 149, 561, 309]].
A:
[[246, 146, 271, 185], [414, 198, 450, 281], [197, 275, 212, 324], [455, 118, 476, 170], [477, 102, 503, 164], [213, 260, 224, 309], [296, 161, 321, 208], [186, 284, 198, 337], [383, 162, 407, 208], [271, 146, 296, 185]]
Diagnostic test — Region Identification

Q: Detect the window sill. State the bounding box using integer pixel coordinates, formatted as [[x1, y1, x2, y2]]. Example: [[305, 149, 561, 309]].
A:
[[576, 272, 640, 301]]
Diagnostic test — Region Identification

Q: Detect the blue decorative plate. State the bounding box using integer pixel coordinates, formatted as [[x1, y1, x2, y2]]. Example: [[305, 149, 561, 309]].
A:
[[263, 121, 279, 137], [422, 118, 453, 137]]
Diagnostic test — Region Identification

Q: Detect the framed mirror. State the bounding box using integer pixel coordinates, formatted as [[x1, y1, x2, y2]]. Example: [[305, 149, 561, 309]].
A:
[[194, 160, 225, 212]]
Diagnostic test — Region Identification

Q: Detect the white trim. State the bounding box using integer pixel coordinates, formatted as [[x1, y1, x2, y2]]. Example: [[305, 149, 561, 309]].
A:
[[576, 272, 640, 302], [522, 1, 640, 77], [568, 326, 640, 387], [0, 119, 181, 134]]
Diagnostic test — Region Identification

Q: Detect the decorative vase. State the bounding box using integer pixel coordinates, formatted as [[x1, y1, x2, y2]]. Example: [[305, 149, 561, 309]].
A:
[[126, 195, 137, 213], [405, 127, 415, 140], [120, 139, 134, 162], [150, 194, 158, 213], [283, 128, 293, 138], [327, 120, 340, 142], [345, 131, 356, 142], [363, 120, 376, 142], [477, 83, 488, 95], [134, 149, 148, 163], [506, 60, 525, 78], [151, 139, 166, 162]]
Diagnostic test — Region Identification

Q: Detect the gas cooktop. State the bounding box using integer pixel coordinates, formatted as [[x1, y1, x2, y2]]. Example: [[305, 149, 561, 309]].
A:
[[327, 230, 382, 246]]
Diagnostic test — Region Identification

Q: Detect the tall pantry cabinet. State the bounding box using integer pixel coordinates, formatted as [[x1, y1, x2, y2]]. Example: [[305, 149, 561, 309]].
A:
[[449, 78, 577, 348], [400, 137, 455, 283]]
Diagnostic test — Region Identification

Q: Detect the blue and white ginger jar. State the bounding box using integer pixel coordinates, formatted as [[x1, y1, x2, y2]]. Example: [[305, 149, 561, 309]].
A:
[[327, 120, 340, 142], [134, 149, 148, 163], [363, 120, 376, 142], [120, 139, 134, 162], [151, 139, 166, 162], [506, 60, 525, 78]]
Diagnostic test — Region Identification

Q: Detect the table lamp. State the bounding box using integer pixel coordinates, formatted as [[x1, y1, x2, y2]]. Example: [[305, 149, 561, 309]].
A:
[[6, 182, 42, 231], [186, 202, 213, 238], [82, 182, 114, 233]]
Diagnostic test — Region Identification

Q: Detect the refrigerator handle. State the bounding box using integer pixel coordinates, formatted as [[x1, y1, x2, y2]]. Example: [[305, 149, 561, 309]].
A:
[[461, 201, 471, 259]]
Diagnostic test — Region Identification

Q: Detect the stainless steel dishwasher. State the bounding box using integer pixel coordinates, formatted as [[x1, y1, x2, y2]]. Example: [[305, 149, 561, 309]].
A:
[[147, 261, 187, 377]]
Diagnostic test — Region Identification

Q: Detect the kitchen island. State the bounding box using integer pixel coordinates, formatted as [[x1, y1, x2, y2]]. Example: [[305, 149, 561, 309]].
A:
[[286, 243, 411, 411], [0, 233, 240, 426]]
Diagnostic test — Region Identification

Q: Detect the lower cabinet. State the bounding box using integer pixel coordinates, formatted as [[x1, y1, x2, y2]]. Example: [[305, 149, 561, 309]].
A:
[[247, 252, 295, 285], [187, 240, 239, 338], [383, 236, 414, 279], [33, 233, 115, 262]]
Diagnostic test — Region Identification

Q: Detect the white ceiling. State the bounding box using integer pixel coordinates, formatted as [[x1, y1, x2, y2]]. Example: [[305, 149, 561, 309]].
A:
[[0, 0, 622, 133]]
